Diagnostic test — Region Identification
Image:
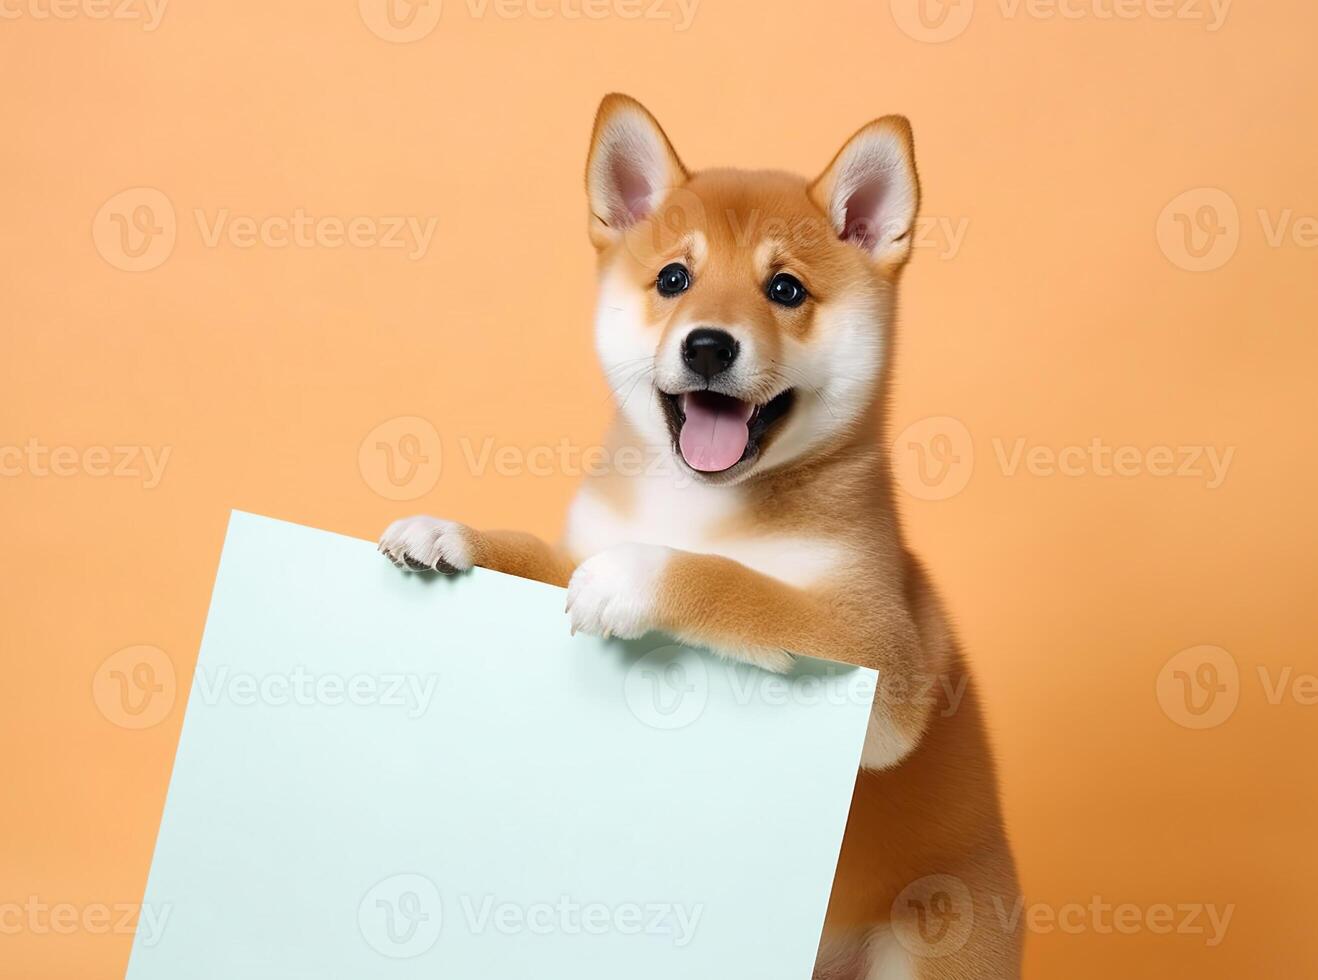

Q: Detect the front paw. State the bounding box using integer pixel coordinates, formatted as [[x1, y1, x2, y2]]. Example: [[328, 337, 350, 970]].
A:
[[379, 515, 476, 573], [566, 544, 673, 640]]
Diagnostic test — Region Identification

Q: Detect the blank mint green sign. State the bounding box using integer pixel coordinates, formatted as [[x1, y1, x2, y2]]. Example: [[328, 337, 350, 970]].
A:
[[126, 511, 875, 979]]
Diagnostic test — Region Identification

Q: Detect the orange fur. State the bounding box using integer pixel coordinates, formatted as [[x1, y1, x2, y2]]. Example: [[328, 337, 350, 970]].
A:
[[380, 93, 1020, 979]]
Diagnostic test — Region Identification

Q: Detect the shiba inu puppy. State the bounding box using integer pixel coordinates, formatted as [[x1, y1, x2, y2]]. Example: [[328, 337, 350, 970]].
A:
[[379, 94, 1021, 979]]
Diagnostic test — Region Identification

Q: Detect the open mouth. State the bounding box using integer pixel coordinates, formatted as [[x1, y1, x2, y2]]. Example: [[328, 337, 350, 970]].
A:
[[659, 388, 796, 474]]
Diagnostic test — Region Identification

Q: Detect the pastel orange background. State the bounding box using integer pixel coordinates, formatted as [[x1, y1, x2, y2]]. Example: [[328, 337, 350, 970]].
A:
[[2, 1, 1316, 977]]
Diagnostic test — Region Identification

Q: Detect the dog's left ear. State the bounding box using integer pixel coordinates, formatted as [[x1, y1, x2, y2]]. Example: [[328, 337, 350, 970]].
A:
[[809, 116, 921, 267], [585, 93, 688, 250]]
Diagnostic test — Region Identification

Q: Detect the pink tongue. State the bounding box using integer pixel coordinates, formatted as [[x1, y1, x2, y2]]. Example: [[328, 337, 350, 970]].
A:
[[679, 392, 753, 472]]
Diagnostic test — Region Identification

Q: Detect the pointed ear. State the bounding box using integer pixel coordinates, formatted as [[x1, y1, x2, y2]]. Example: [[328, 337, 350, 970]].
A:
[[809, 116, 921, 266], [585, 93, 688, 249]]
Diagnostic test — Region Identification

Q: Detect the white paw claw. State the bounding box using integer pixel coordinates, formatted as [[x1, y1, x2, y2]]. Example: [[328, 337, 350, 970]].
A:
[[378, 515, 475, 574], [565, 544, 672, 640]]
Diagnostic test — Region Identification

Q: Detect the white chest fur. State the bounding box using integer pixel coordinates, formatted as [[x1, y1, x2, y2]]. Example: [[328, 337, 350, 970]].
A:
[[563, 473, 845, 590]]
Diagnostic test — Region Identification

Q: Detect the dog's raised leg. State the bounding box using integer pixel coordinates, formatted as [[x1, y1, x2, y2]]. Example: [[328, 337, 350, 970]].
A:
[[565, 543, 944, 768], [379, 515, 576, 587]]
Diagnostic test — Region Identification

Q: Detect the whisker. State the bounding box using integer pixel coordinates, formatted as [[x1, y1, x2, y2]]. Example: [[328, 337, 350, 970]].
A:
[[617, 366, 656, 412], [603, 361, 657, 406], [603, 367, 649, 403], [603, 355, 655, 378], [769, 359, 839, 420]]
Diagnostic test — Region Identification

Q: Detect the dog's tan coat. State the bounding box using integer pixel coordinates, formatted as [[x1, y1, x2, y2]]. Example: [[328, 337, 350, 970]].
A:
[[379, 94, 1021, 979]]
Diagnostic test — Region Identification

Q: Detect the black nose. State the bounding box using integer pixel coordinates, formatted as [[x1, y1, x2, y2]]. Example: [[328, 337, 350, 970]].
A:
[[682, 328, 739, 380]]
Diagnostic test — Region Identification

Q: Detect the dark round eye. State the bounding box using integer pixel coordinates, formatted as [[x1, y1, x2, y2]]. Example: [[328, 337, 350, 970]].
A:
[[767, 272, 807, 308], [656, 263, 692, 297]]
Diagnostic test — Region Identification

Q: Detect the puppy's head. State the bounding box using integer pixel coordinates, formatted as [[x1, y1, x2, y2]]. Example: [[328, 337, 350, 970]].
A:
[[585, 93, 920, 485]]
